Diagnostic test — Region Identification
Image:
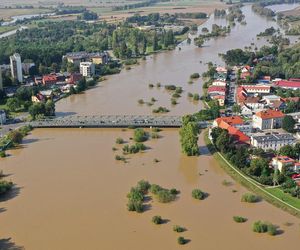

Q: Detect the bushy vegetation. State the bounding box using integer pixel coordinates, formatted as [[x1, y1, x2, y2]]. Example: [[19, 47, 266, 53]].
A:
[[149, 184, 178, 203], [179, 115, 199, 156], [0, 180, 13, 195], [190, 73, 200, 79], [192, 189, 205, 200], [241, 193, 259, 203], [173, 225, 185, 233], [123, 143, 146, 154], [133, 128, 148, 142], [233, 216, 247, 223], [152, 215, 163, 224], [116, 137, 125, 144], [152, 106, 169, 113], [177, 236, 187, 245], [252, 221, 278, 236]]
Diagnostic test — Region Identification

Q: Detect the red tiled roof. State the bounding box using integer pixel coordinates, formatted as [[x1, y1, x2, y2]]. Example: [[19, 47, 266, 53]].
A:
[[242, 85, 271, 91], [227, 126, 250, 143], [274, 80, 300, 88], [255, 109, 285, 119], [211, 95, 225, 100], [207, 86, 226, 93], [273, 156, 295, 164], [43, 74, 57, 82], [215, 116, 244, 127]]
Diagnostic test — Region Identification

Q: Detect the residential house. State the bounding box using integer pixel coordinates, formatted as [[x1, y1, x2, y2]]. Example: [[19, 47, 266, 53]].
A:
[[274, 79, 300, 90], [32, 93, 46, 103], [207, 86, 226, 96], [251, 133, 295, 150], [252, 109, 285, 130], [241, 85, 271, 94], [67, 73, 82, 85], [42, 74, 58, 85], [213, 116, 250, 144], [212, 80, 227, 86], [211, 95, 225, 106], [271, 156, 300, 173]]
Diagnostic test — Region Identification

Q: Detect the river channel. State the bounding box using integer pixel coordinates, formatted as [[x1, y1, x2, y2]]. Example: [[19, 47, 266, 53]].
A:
[[0, 4, 300, 250]]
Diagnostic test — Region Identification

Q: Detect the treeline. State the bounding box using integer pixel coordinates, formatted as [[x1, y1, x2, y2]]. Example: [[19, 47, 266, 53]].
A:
[[112, 0, 170, 11], [126, 13, 178, 26], [252, 3, 275, 17], [257, 26, 277, 36], [77, 11, 98, 21], [179, 115, 200, 156], [227, 4, 245, 22], [214, 9, 226, 17], [55, 6, 86, 15], [210, 127, 300, 187]]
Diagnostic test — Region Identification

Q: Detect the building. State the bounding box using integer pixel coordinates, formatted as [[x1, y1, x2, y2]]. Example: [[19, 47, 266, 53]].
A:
[[207, 86, 226, 96], [252, 109, 285, 130], [31, 93, 46, 103], [63, 51, 109, 67], [251, 132, 295, 150], [274, 79, 300, 90], [42, 74, 58, 85], [271, 156, 297, 172], [0, 110, 6, 124], [213, 116, 250, 144], [212, 80, 227, 86], [241, 85, 271, 94], [211, 95, 225, 106], [67, 73, 82, 85], [80, 62, 95, 77], [10, 53, 23, 83]]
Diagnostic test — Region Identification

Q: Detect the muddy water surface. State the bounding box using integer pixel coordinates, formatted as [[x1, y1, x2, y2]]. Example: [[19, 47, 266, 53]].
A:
[[1, 130, 300, 249], [1, 3, 300, 250]]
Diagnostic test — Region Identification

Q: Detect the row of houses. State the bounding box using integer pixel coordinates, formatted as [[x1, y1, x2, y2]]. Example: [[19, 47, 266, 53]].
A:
[[207, 67, 228, 106]]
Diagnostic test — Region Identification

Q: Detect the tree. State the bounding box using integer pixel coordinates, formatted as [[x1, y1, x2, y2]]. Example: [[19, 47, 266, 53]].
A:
[[45, 100, 55, 116], [279, 145, 297, 159], [232, 104, 241, 114], [29, 102, 46, 120], [6, 98, 21, 112], [248, 158, 268, 177], [152, 32, 159, 51], [215, 130, 232, 153], [282, 115, 296, 133]]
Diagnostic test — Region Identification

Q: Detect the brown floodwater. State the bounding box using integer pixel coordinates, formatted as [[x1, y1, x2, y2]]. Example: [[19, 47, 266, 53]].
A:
[[1, 129, 300, 249], [1, 4, 300, 250]]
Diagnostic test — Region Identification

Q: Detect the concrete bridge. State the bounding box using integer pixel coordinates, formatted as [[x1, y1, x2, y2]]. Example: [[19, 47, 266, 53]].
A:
[[29, 115, 210, 129]]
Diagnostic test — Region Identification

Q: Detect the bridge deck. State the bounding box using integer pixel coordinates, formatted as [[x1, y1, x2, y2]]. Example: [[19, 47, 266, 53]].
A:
[[30, 115, 183, 128]]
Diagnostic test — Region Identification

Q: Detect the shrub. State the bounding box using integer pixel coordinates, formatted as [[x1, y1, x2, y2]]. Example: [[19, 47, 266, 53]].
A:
[[233, 216, 247, 223], [112, 147, 118, 151], [148, 84, 154, 88], [116, 137, 124, 144], [165, 85, 176, 91], [7, 130, 23, 144], [150, 184, 163, 194], [0, 180, 13, 195], [157, 189, 176, 203], [151, 127, 161, 132], [170, 188, 179, 195], [127, 187, 144, 202], [127, 200, 143, 213], [115, 155, 125, 161], [252, 221, 268, 233], [0, 151, 6, 158], [267, 223, 277, 236], [172, 93, 181, 98], [138, 99, 144, 104], [151, 132, 160, 139], [156, 82, 161, 88], [151, 97, 157, 102], [153, 158, 160, 163], [192, 189, 205, 200], [187, 92, 193, 98], [152, 107, 169, 113], [152, 215, 163, 224], [134, 128, 148, 142], [190, 73, 200, 79], [188, 80, 193, 84], [173, 225, 185, 232], [137, 180, 150, 194], [241, 193, 259, 203], [177, 237, 187, 245], [171, 99, 177, 105], [193, 93, 200, 101]]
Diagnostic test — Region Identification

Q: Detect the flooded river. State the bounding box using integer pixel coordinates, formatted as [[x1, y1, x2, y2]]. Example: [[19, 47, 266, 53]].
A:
[[1, 4, 300, 250]]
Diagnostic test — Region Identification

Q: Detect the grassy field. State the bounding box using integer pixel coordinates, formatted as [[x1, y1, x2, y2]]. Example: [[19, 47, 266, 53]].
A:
[[203, 130, 300, 218], [0, 25, 19, 34], [0, 8, 51, 21]]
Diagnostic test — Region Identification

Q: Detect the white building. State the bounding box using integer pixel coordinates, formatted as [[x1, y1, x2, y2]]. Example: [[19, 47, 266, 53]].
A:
[[10, 53, 23, 83], [0, 110, 6, 124], [80, 62, 95, 77], [252, 109, 285, 130], [212, 80, 227, 86], [251, 133, 295, 151]]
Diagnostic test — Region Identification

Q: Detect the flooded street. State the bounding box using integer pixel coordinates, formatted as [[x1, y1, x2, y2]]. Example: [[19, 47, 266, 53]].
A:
[[1, 4, 300, 250]]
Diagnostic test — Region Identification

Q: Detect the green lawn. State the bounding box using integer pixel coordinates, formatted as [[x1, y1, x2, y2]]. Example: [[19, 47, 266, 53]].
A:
[[203, 130, 300, 218], [266, 187, 300, 210]]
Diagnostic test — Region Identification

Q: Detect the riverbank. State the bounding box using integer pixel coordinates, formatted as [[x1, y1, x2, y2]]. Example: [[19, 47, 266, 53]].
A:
[[203, 129, 300, 218]]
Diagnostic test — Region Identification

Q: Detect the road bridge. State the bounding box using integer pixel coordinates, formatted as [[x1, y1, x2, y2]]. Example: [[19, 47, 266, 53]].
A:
[[30, 115, 210, 129]]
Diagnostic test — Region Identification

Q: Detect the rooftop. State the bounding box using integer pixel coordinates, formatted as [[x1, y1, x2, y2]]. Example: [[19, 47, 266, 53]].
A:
[[251, 133, 295, 142], [255, 109, 285, 119], [273, 156, 295, 164], [274, 80, 300, 88], [215, 116, 244, 126]]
